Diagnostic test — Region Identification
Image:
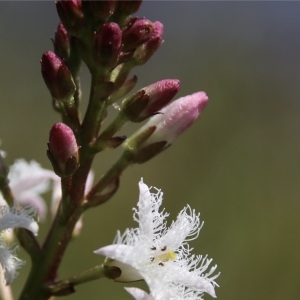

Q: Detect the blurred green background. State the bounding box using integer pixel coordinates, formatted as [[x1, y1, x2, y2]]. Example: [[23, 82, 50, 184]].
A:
[[1, 1, 300, 299]]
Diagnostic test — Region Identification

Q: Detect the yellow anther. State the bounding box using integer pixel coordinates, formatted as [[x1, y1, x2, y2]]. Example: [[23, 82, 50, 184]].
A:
[[154, 251, 177, 263]]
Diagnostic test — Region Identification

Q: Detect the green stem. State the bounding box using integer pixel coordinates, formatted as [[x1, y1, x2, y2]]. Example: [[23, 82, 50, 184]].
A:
[[98, 112, 127, 140], [19, 151, 133, 299], [92, 112, 128, 152], [46, 265, 106, 297], [86, 152, 132, 204], [18, 158, 91, 300], [19, 203, 83, 300], [15, 229, 41, 259], [81, 73, 109, 146]]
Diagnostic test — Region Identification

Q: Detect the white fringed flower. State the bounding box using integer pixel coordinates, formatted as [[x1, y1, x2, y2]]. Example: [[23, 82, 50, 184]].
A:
[[0, 205, 38, 284], [95, 179, 219, 300], [125, 287, 154, 300], [0, 159, 58, 220]]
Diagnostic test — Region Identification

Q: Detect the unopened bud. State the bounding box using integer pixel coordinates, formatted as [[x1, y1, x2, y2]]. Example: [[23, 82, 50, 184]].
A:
[[94, 22, 122, 68], [122, 79, 180, 122], [113, 0, 143, 26], [41, 51, 76, 101], [123, 92, 208, 163], [56, 0, 84, 35], [54, 23, 70, 60], [89, 1, 116, 21], [122, 18, 154, 52], [47, 122, 79, 177], [115, 0, 142, 16], [133, 21, 164, 65]]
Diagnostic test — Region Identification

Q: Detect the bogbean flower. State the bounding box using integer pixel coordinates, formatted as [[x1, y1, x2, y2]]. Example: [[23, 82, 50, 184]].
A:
[[0, 205, 38, 284], [0, 159, 58, 221], [95, 179, 219, 300]]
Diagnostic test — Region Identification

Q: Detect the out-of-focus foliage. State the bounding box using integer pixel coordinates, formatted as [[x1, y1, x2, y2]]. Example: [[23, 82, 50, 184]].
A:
[[0, 2, 299, 299]]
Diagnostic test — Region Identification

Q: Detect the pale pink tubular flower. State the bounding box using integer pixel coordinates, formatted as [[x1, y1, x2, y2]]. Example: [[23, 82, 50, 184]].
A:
[[144, 91, 208, 146], [123, 92, 208, 163]]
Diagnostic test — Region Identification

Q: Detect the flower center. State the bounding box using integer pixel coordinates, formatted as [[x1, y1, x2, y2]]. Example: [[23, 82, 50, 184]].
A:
[[150, 246, 177, 266]]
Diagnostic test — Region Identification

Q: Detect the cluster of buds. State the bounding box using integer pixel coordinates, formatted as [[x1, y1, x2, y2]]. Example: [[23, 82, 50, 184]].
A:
[[41, 0, 208, 184], [41, 1, 163, 108]]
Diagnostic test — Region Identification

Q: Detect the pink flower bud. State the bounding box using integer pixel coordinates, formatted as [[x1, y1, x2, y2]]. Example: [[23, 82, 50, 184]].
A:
[[47, 123, 79, 177], [122, 18, 154, 51], [54, 23, 70, 60], [144, 91, 209, 145], [41, 51, 76, 101], [123, 92, 208, 163], [94, 22, 122, 68], [122, 79, 180, 122], [133, 21, 164, 65]]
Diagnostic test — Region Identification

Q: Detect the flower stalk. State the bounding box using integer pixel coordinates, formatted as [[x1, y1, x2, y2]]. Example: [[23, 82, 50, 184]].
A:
[[46, 264, 116, 297], [0, 1, 217, 299]]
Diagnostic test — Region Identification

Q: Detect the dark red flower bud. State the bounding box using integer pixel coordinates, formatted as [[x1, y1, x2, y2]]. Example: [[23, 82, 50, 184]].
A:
[[94, 22, 122, 68], [122, 79, 180, 122], [56, 0, 84, 35], [89, 1, 116, 21], [47, 122, 79, 177], [115, 0, 142, 16], [54, 23, 70, 60], [41, 51, 76, 101]]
